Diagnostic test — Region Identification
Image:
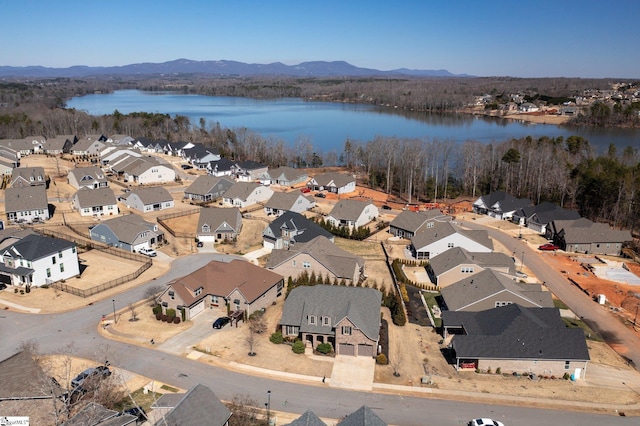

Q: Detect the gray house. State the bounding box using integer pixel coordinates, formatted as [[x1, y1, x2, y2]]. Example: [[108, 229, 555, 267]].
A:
[[196, 207, 243, 243], [11, 167, 47, 188], [307, 172, 356, 194], [89, 214, 164, 252], [184, 175, 235, 202], [547, 217, 632, 256], [5, 185, 50, 224], [264, 191, 315, 216], [151, 384, 231, 426], [72, 187, 119, 217], [261, 166, 308, 186], [388, 210, 451, 238], [120, 186, 174, 213], [262, 211, 333, 250], [67, 166, 109, 190], [280, 285, 382, 357], [442, 304, 590, 378], [440, 269, 554, 312], [511, 201, 580, 234], [326, 199, 379, 229], [337, 406, 387, 426], [427, 247, 516, 287]]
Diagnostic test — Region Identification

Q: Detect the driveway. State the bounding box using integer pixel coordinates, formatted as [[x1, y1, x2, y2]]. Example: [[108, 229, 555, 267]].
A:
[[156, 306, 224, 355], [329, 355, 375, 391]]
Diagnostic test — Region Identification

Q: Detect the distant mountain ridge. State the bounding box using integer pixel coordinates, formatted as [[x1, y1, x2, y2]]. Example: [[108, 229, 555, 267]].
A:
[[0, 59, 469, 78]]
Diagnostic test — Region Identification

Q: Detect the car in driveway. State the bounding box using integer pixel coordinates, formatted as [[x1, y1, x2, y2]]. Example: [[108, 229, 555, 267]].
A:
[[119, 406, 146, 422], [538, 243, 560, 251], [315, 192, 326, 198], [469, 419, 505, 426], [70, 366, 111, 388], [138, 247, 157, 257], [213, 316, 231, 329], [181, 164, 193, 170]]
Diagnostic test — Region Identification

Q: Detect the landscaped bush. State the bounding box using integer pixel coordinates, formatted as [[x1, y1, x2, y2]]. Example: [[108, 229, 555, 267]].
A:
[[173, 317, 181, 324], [161, 314, 169, 322], [376, 353, 388, 365], [292, 340, 305, 354], [270, 331, 283, 344], [155, 313, 162, 321], [166, 308, 176, 319], [152, 305, 162, 315], [316, 343, 332, 354]]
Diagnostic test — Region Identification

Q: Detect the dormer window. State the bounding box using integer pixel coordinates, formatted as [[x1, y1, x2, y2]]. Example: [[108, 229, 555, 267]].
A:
[[308, 315, 316, 325], [322, 316, 331, 326], [202, 224, 210, 233], [194, 287, 203, 296]]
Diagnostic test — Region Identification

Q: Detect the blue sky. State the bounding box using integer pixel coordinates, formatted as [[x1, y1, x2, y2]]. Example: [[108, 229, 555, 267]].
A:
[[2, 0, 638, 78]]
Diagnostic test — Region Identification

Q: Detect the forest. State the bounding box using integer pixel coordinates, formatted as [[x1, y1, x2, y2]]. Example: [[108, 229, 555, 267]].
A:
[[0, 76, 639, 237]]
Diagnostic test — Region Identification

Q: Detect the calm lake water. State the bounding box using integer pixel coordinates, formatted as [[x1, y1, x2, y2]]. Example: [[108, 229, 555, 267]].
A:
[[67, 90, 640, 154]]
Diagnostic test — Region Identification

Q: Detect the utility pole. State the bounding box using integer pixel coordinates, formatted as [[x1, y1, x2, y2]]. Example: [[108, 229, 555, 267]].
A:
[[112, 299, 117, 324], [520, 251, 525, 272]]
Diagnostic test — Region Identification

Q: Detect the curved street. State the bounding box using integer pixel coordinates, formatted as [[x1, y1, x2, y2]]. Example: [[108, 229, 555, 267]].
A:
[[0, 251, 638, 425]]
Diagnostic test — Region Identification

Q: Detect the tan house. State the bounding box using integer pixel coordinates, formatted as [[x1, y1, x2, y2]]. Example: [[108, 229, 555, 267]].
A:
[[196, 207, 243, 243], [266, 235, 365, 284], [427, 247, 515, 287], [326, 199, 379, 230], [72, 187, 119, 217], [67, 166, 109, 190], [158, 259, 284, 320], [279, 285, 382, 357]]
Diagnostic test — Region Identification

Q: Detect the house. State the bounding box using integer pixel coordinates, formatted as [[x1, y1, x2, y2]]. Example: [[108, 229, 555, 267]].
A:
[[307, 172, 356, 194], [232, 159, 268, 181], [511, 201, 580, 234], [409, 221, 493, 260], [337, 406, 387, 426], [473, 191, 531, 220], [71, 136, 106, 157], [63, 402, 137, 426], [547, 218, 632, 256], [206, 157, 235, 176], [427, 247, 516, 287], [90, 214, 164, 252], [72, 187, 119, 217], [326, 199, 379, 230], [183, 175, 235, 202], [43, 135, 75, 154], [388, 210, 451, 238], [196, 207, 243, 243], [441, 304, 590, 378], [0, 157, 15, 176], [105, 134, 135, 145], [440, 269, 554, 312], [182, 143, 220, 164], [518, 102, 539, 112], [266, 235, 365, 284], [286, 410, 327, 426], [150, 384, 231, 426], [222, 182, 274, 208], [5, 185, 50, 224], [262, 211, 334, 250], [0, 233, 80, 287], [280, 285, 381, 357], [0, 350, 65, 425], [119, 186, 174, 213], [264, 191, 316, 216], [261, 166, 308, 186], [11, 166, 47, 187], [158, 259, 284, 320], [67, 166, 109, 190], [121, 157, 176, 184]]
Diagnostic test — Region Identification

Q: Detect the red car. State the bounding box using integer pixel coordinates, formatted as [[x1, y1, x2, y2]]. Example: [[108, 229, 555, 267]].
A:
[[538, 243, 560, 251]]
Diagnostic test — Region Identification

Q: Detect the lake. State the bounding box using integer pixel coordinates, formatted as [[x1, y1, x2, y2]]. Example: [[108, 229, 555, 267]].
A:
[[66, 90, 640, 154]]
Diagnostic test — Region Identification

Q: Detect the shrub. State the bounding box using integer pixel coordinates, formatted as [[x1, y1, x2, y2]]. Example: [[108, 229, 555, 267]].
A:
[[563, 373, 571, 380], [173, 317, 181, 324], [161, 314, 169, 322], [155, 313, 162, 321], [152, 305, 162, 315], [166, 308, 176, 319], [269, 332, 283, 344], [376, 353, 388, 365], [495, 367, 501, 375], [292, 340, 305, 354], [487, 367, 492, 374], [316, 343, 332, 354]]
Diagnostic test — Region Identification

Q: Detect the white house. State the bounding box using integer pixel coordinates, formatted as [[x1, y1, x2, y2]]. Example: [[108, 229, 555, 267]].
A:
[[119, 186, 174, 213], [326, 199, 379, 229], [222, 182, 274, 208], [307, 172, 356, 194], [263, 191, 315, 216], [72, 187, 119, 217], [410, 221, 493, 260]]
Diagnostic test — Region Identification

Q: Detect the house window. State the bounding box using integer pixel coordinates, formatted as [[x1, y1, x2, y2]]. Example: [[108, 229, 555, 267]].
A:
[[564, 361, 571, 370], [285, 325, 299, 336], [292, 260, 297, 267], [303, 261, 311, 268], [495, 301, 512, 307], [52, 256, 56, 265], [427, 222, 434, 228], [59, 263, 64, 273], [169, 291, 175, 300], [342, 326, 352, 335], [308, 315, 316, 325], [194, 287, 203, 296], [322, 316, 331, 326], [461, 267, 474, 273], [58, 251, 63, 259], [202, 224, 210, 233], [447, 242, 454, 248], [46, 268, 51, 278], [211, 295, 219, 304]]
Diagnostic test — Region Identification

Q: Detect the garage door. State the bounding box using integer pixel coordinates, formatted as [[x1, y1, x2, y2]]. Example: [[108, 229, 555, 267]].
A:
[[358, 344, 374, 357], [0, 274, 11, 285], [338, 343, 355, 356], [189, 299, 205, 319], [263, 240, 275, 249]]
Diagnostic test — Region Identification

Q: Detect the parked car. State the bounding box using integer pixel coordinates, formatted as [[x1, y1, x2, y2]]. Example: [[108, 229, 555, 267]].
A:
[[538, 243, 560, 251], [213, 316, 231, 329], [70, 366, 111, 388], [119, 406, 146, 422], [300, 187, 311, 193], [315, 192, 326, 198], [469, 419, 505, 426], [382, 204, 392, 210], [196, 241, 204, 248], [138, 247, 157, 257], [181, 164, 193, 170]]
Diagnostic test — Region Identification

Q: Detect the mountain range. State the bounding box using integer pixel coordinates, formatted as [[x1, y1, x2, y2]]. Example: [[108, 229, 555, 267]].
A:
[[0, 59, 469, 78]]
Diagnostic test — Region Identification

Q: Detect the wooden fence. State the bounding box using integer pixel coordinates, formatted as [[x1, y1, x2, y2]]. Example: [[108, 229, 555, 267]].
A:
[[157, 208, 200, 239], [50, 261, 152, 298]]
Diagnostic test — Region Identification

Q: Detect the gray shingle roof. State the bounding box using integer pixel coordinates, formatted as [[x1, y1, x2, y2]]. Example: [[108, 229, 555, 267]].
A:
[[185, 175, 234, 196], [3, 233, 75, 262], [555, 218, 632, 244], [429, 247, 515, 276], [329, 199, 373, 221], [197, 207, 242, 234], [264, 211, 333, 244], [11, 166, 46, 186], [440, 269, 553, 311], [124, 186, 172, 205], [311, 172, 355, 188], [268, 166, 307, 182], [223, 181, 262, 200], [0, 350, 63, 399], [337, 406, 387, 426], [286, 410, 328, 426], [410, 221, 493, 251], [281, 285, 382, 341], [97, 214, 159, 244], [443, 304, 590, 361], [152, 384, 231, 426], [5, 185, 48, 212], [389, 210, 450, 233], [264, 191, 312, 210], [74, 187, 117, 208]]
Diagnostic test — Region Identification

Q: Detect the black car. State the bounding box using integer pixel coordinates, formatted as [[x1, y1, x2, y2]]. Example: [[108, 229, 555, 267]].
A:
[[196, 241, 204, 248], [119, 406, 146, 422], [315, 192, 326, 198], [213, 316, 231, 329], [181, 164, 193, 170], [382, 204, 392, 210]]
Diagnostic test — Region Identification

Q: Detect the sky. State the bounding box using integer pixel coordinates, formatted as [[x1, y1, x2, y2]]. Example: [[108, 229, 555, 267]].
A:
[[2, 0, 639, 79]]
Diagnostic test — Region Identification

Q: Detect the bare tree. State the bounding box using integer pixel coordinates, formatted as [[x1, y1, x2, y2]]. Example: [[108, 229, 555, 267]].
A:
[[144, 284, 165, 306], [128, 303, 139, 322], [389, 342, 404, 377], [226, 394, 267, 426]]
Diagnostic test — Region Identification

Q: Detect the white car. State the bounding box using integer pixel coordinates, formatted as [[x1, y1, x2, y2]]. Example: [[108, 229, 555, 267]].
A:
[[138, 247, 157, 257], [470, 419, 504, 426]]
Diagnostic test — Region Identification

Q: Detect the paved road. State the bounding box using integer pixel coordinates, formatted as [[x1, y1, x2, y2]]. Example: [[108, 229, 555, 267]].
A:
[[0, 253, 637, 425], [460, 219, 640, 369]]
